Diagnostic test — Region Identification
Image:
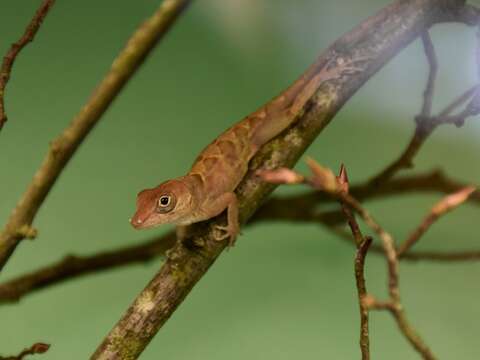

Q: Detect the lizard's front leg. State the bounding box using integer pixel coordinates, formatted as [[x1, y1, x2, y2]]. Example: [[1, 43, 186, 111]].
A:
[[176, 225, 189, 241], [207, 192, 240, 246]]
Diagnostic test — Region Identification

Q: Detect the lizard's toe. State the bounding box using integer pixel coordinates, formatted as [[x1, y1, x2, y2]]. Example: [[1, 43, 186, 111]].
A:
[[213, 224, 239, 247]]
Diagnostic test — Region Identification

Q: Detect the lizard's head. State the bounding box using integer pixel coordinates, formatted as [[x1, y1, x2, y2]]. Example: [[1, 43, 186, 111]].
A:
[[130, 178, 195, 229]]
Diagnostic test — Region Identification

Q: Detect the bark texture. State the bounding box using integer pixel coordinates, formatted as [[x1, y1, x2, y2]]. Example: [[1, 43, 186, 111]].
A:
[[92, 1, 472, 358]]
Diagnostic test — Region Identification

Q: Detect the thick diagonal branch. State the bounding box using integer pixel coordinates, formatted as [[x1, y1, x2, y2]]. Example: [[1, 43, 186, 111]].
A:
[[91, 1, 476, 359], [0, 0, 192, 272]]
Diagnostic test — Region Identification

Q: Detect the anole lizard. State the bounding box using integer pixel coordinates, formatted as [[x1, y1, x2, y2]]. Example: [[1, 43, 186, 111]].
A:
[[130, 56, 364, 245]]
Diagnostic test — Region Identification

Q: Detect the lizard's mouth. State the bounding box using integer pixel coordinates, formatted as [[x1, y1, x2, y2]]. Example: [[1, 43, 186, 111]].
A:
[[130, 217, 145, 229], [130, 213, 153, 229]]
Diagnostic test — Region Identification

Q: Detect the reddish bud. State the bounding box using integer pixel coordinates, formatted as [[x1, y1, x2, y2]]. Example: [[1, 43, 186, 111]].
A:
[[305, 157, 337, 193], [256, 168, 305, 185]]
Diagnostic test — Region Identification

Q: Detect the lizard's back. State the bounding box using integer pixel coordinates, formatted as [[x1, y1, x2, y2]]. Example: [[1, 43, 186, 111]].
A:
[[188, 115, 257, 197], [188, 55, 331, 197]]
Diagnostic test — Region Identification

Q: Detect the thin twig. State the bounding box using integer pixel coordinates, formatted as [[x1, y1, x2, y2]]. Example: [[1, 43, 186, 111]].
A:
[[367, 31, 440, 186], [338, 165, 364, 246], [254, 169, 480, 227], [398, 186, 475, 256], [368, 31, 480, 187], [0, 171, 479, 305], [439, 85, 478, 117], [401, 249, 480, 261], [92, 1, 458, 358], [338, 165, 371, 360], [0, 343, 50, 360], [0, 0, 193, 272], [0, 233, 175, 303], [365, 294, 435, 359], [0, 168, 475, 304], [1, 179, 480, 305], [476, 26, 480, 82], [420, 32, 437, 117], [355, 237, 373, 360], [0, 0, 56, 131], [258, 161, 437, 359], [334, 193, 436, 358], [319, 217, 480, 263]]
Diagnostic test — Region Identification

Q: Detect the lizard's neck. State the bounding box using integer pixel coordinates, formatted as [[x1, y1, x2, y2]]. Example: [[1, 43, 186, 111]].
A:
[[181, 174, 206, 208], [170, 174, 208, 225]]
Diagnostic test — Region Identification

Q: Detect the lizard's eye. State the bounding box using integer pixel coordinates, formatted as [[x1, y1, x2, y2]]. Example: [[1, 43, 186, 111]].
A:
[[156, 194, 176, 213], [159, 196, 170, 207]]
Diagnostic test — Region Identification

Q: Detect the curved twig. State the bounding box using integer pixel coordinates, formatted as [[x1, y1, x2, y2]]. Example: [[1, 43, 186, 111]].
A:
[[0, 343, 50, 360], [397, 187, 475, 255], [0, 0, 56, 131], [0, 234, 176, 303], [259, 161, 437, 359], [368, 29, 480, 187], [0, 0, 193, 272], [91, 1, 474, 358]]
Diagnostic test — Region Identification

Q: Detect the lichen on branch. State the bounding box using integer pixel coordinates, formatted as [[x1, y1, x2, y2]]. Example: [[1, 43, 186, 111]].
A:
[[91, 1, 478, 359]]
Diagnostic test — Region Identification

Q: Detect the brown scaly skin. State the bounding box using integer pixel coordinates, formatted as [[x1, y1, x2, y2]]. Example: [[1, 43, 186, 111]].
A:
[[130, 58, 365, 245]]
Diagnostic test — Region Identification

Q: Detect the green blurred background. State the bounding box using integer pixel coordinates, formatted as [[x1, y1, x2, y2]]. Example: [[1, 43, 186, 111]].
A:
[[1, 0, 480, 358]]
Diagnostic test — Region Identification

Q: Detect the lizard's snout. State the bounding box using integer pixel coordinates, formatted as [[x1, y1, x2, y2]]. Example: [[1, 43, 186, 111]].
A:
[[130, 214, 146, 229]]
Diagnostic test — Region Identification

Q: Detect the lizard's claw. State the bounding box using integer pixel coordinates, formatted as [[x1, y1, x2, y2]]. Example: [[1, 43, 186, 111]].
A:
[[213, 223, 240, 247]]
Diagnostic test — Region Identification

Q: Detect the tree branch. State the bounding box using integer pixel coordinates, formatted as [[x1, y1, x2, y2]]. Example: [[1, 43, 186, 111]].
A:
[[338, 166, 371, 360], [254, 168, 480, 227], [354, 237, 373, 360], [397, 186, 475, 255], [0, 234, 176, 303], [367, 27, 480, 187], [419, 32, 437, 117], [335, 185, 434, 360], [0, 169, 478, 305], [0, 343, 50, 360], [0, 0, 56, 132], [258, 161, 436, 359], [91, 1, 475, 358], [0, 0, 193, 272]]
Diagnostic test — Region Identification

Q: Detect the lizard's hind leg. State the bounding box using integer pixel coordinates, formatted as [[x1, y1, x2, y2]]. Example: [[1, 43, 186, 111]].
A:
[[251, 108, 297, 149]]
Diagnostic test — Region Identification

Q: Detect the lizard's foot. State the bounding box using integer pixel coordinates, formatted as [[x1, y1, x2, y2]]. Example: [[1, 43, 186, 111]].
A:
[[213, 223, 240, 247]]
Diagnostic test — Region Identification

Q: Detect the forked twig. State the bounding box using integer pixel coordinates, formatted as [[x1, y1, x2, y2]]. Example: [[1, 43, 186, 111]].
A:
[[368, 31, 480, 187], [258, 160, 437, 359], [0, 171, 479, 305]]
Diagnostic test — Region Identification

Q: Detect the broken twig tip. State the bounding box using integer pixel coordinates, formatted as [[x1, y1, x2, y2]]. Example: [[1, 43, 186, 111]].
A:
[[255, 168, 305, 185], [431, 186, 476, 215], [305, 158, 337, 193], [337, 163, 350, 193], [31, 343, 50, 354]]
